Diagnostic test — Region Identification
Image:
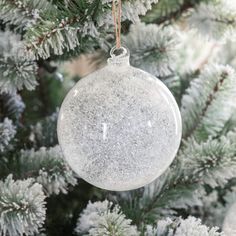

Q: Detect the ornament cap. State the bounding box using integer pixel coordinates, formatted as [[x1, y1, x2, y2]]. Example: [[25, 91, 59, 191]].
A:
[[107, 46, 130, 66]]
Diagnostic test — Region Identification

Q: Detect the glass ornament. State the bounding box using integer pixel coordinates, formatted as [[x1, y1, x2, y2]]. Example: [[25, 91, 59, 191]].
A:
[[223, 202, 236, 235], [57, 47, 182, 191]]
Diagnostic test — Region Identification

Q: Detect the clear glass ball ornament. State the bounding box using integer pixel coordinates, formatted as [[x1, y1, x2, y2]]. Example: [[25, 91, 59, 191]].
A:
[[223, 202, 236, 235], [57, 47, 182, 191]]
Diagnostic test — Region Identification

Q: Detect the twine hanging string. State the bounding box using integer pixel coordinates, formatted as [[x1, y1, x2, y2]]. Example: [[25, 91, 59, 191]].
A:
[[112, 0, 122, 48]]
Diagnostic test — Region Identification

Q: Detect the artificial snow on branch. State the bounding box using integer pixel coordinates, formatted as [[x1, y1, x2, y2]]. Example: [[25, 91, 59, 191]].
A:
[[189, 0, 236, 40], [24, 0, 159, 59], [19, 145, 77, 195], [119, 167, 203, 225], [0, 92, 25, 121], [123, 23, 178, 78], [0, 118, 16, 152], [24, 0, 102, 59], [181, 131, 236, 188], [120, 132, 236, 223], [143, 0, 208, 24], [76, 200, 138, 236], [145, 216, 223, 236], [122, 0, 159, 22], [0, 31, 37, 94], [181, 64, 236, 141], [0, 0, 53, 29], [92, 0, 160, 24], [30, 111, 58, 147], [25, 18, 81, 59], [0, 175, 46, 236]]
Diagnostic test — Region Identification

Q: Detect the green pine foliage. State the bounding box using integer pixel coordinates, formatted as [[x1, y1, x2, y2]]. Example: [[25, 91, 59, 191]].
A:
[[142, 0, 211, 24], [0, 118, 16, 152], [1, 0, 236, 235], [181, 132, 236, 188], [0, 175, 46, 236], [18, 146, 77, 195], [145, 216, 223, 236], [189, 0, 236, 40], [0, 31, 38, 94], [123, 23, 178, 78], [0, 92, 25, 121], [76, 200, 138, 236], [0, 0, 54, 28], [181, 64, 236, 141]]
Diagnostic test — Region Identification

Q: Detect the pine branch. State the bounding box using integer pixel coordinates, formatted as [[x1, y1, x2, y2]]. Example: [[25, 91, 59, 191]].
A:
[[24, 0, 99, 59], [18, 145, 77, 195], [0, 118, 16, 152], [123, 23, 178, 78], [121, 131, 236, 225], [189, 0, 236, 40], [0, 30, 38, 94], [121, 0, 158, 22], [0, 175, 46, 236], [76, 200, 138, 236], [163, 30, 216, 105], [121, 168, 203, 225], [0, 92, 25, 121], [181, 131, 236, 188], [76, 201, 223, 236], [24, 0, 159, 59], [181, 64, 236, 142], [25, 16, 81, 59], [142, 0, 210, 24], [30, 110, 58, 148], [145, 216, 223, 236], [0, 0, 55, 28]]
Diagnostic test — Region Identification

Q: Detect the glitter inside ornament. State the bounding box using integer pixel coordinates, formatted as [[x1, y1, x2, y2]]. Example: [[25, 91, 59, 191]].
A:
[[57, 47, 182, 191], [223, 202, 236, 235]]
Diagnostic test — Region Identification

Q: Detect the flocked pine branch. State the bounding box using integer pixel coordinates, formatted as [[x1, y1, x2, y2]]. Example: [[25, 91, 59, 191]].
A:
[[128, 122, 236, 227], [76, 200, 138, 236], [142, 0, 209, 24], [0, 30, 38, 94], [0, 92, 25, 121], [0, 175, 46, 236], [217, 40, 236, 69], [24, 0, 158, 59], [145, 216, 223, 236], [181, 64, 236, 141], [180, 130, 236, 188], [134, 65, 236, 223], [75, 201, 223, 236], [119, 167, 203, 225], [192, 191, 225, 228], [30, 110, 58, 147], [222, 189, 236, 217], [189, 0, 236, 40], [0, 118, 16, 152], [123, 23, 178, 78], [158, 29, 217, 104], [0, 0, 54, 29], [18, 145, 77, 195], [189, 189, 236, 229], [120, 128, 236, 224], [121, 0, 159, 22]]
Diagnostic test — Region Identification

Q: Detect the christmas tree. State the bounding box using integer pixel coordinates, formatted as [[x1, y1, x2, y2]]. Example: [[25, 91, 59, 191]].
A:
[[1, 0, 236, 235]]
